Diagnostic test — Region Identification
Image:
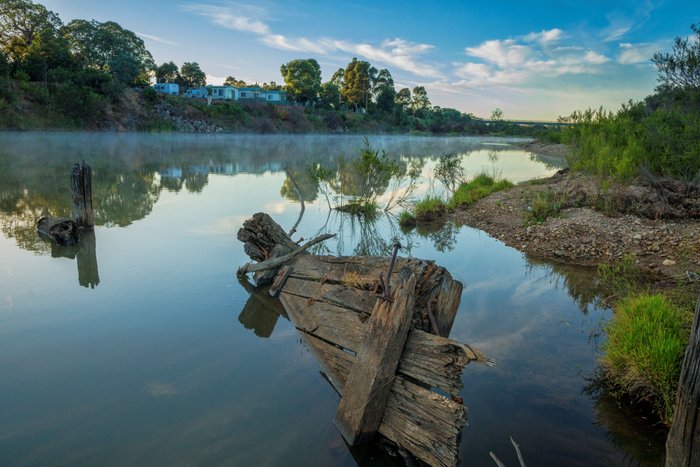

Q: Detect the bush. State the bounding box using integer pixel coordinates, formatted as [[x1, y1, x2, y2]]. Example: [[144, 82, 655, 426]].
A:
[[398, 210, 416, 228], [526, 191, 563, 224], [602, 293, 689, 424]]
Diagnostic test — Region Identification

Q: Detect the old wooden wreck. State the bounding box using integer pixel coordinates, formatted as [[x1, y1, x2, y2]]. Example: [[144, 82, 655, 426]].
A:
[[237, 213, 493, 467]]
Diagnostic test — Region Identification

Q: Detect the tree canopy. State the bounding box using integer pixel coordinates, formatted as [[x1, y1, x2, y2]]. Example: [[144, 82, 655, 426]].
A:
[[179, 62, 206, 88], [156, 61, 179, 83], [652, 23, 700, 90], [280, 58, 321, 105]]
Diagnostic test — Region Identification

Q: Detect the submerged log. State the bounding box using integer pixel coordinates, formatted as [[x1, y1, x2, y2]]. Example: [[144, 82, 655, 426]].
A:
[[238, 212, 490, 466]]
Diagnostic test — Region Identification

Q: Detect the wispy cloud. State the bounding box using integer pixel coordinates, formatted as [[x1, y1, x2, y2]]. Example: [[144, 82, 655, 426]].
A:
[[137, 32, 179, 46], [456, 29, 609, 89], [618, 42, 660, 64], [181, 2, 441, 78], [600, 1, 657, 42]]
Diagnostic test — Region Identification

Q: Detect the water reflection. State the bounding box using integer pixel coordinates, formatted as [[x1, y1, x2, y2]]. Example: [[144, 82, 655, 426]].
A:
[[38, 230, 100, 288], [237, 277, 287, 338], [525, 255, 600, 314]]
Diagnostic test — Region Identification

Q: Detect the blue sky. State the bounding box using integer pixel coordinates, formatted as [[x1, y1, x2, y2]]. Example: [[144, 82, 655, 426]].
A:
[[41, 0, 698, 119]]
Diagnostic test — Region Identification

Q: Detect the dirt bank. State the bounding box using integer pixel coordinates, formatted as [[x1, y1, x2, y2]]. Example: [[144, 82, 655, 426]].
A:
[[451, 169, 700, 280]]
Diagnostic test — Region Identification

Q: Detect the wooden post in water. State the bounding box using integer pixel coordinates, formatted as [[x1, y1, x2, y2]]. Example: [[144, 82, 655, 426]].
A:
[[71, 161, 94, 229], [665, 293, 700, 467]]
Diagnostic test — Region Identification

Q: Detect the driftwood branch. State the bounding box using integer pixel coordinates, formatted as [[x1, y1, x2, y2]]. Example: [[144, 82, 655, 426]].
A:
[[237, 233, 335, 275]]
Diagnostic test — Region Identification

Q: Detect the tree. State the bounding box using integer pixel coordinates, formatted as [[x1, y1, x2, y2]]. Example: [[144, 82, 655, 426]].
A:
[[224, 76, 247, 87], [330, 67, 345, 88], [411, 86, 431, 112], [491, 108, 504, 121], [319, 81, 340, 109], [0, 0, 63, 61], [395, 87, 411, 110], [179, 62, 206, 88], [280, 58, 321, 106], [374, 68, 395, 113], [652, 23, 700, 90], [262, 81, 282, 90], [342, 58, 371, 111], [61, 19, 154, 85], [156, 61, 179, 83]]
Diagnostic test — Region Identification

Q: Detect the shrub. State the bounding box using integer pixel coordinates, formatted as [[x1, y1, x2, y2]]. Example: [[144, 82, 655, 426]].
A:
[[526, 191, 563, 224], [601, 293, 689, 424]]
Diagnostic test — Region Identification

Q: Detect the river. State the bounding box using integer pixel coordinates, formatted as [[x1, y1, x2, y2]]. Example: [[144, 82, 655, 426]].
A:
[[0, 133, 665, 466]]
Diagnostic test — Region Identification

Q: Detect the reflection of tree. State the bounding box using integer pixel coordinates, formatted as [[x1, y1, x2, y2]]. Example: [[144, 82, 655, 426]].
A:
[[184, 167, 209, 193], [585, 385, 666, 465], [413, 220, 458, 253], [279, 168, 319, 203], [524, 255, 599, 313], [95, 171, 161, 227]]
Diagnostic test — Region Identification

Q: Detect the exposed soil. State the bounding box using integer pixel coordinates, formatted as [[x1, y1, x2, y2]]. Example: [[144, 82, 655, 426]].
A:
[[451, 167, 700, 281]]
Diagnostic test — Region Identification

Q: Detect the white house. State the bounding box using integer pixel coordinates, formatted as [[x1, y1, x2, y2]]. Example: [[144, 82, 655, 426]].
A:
[[260, 90, 285, 102], [208, 86, 238, 100], [152, 83, 179, 95], [183, 85, 286, 103], [185, 87, 208, 98]]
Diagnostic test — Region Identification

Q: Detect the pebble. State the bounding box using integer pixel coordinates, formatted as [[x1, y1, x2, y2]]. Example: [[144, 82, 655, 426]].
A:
[[662, 259, 676, 266]]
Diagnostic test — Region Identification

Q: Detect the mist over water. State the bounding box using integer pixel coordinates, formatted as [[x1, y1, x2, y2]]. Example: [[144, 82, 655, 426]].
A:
[[0, 133, 662, 466]]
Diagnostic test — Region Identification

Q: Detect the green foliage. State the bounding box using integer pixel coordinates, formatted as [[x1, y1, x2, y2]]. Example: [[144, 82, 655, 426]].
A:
[[342, 58, 371, 111], [526, 191, 563, 224], [413, 196, 446, 222], [652, 23, 700, 90], [318, 81, 340, 109], [434, 153, 466, 194], [141, 86, 158, 104], [602, 293, 689, 424], [179, 62, 206, 89], [449, 173, 513, 208], [280, 58, 321, 106], [156, 61, 179, 84], [564, 101, 700, 182], [49, 82, 106, 124]]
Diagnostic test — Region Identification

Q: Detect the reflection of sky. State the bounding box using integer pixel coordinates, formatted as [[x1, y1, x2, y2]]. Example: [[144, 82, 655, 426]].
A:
[[0, 133, 655, 466]]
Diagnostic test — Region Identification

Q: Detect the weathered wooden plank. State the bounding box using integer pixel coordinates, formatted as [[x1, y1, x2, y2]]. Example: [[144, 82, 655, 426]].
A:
[[399, 330, 473, 397], [279, 293, 367, 352], [334, 267, 417, 445], [378, 377, 466, 467], [300, 333, 354, 394], [282, 276, 377, 314], [666, 293, 700, 467], [290, 254, 428, 285]]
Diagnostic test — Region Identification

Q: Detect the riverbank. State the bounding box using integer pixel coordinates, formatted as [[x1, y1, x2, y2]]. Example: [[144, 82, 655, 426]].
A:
[[451, 167, 700, 282]]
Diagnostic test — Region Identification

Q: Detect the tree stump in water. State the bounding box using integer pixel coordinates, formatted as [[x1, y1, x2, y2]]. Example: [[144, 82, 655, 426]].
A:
[[237, 212, 493, 466]]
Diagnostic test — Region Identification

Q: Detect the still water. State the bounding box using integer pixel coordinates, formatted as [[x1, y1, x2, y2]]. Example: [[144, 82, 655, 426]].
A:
[[0, 133, 665, 466]]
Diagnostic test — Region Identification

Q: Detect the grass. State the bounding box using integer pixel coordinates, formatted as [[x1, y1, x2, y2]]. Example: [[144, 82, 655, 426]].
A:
[[335, 200, 379, 217], [601, 293, 690, 424], [448, 173, 513, 209], [413, 196, 447, 222], [398, 210, 416, 228], [525, 191, 563, 224]]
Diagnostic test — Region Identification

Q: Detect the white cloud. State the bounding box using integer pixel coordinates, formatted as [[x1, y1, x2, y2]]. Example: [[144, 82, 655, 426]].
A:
[[457, 30, 609, 89], [136, 32, 179, 46], [183, 3, 441, 78], [618, 42, 658, 64], [524, 28, 565, 44], [584, 50, 609, 64], [182, 3, 270, 34]]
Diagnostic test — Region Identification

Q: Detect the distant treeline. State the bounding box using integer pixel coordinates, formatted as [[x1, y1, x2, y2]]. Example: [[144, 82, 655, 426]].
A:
[[0, 0, 559, 136]]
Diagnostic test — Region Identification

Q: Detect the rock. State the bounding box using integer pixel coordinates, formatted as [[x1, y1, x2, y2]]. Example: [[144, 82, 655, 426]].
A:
[[662, 259, 676, 266]]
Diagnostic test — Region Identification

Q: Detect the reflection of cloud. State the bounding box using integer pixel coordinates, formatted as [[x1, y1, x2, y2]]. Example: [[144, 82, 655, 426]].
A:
[[145, 381, 178, 397], [186, 215, 250, 236], [5, 296, 12, 309], [511, 276, 556, 303], [263, 201, 289, 214]]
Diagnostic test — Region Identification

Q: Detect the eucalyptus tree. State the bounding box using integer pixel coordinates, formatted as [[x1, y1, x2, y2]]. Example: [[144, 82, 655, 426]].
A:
[[61, 19, 154, 85], [374, 68, 395, 113], [155, 61, 179, 83], [280, 58, 321, 105], [652, 22, 700, 90], [179, 62, 206, 88]]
